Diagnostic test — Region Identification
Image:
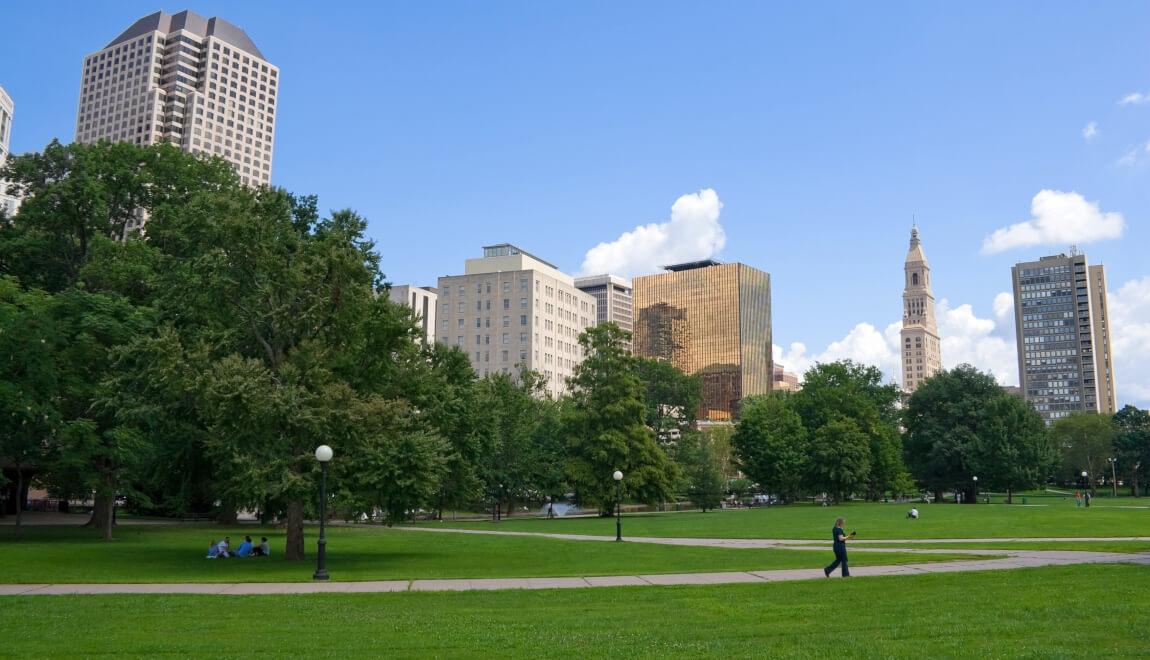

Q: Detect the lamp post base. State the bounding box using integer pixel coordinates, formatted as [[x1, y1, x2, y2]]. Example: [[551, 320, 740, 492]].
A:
[[313, 570, 330, 581]]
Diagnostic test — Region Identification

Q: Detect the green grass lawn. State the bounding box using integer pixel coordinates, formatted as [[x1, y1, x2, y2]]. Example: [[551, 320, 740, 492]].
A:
[[428, 500, 1150, 539], [0, 524, 977, 584], [2, 564, 1146, 657]]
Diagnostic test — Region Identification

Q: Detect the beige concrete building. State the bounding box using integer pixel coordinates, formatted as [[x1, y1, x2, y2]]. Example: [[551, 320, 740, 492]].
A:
[[388, 285, 438, 346], [574, 274, 633, 352], [0, 85, 20, 218], [437, 244, 595, 399], [900, 227, 942, 393], [773, 364, 801, 392], [1011, 251, 1117, 424], [633, 260, 772, 421], [75, 9, 277, 208]]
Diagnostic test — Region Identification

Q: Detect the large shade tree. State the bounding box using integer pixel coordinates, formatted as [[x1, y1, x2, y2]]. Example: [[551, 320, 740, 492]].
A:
[[731, 394, 808, 502], [1113, 405, 1150, 497], [563, 324, 679, 514]]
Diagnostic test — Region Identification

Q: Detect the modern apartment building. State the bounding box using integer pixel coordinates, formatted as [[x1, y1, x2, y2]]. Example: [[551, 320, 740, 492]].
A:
[[75, 9, 278, 199], [633, 260, 772, 421], [436, 244, 596, 399], [574, 274, 633, 352], [0, 85, 20, 218], [900, 226, 942, 393], [1011, 251, 1117, 424], [388, 285, 438, 346]]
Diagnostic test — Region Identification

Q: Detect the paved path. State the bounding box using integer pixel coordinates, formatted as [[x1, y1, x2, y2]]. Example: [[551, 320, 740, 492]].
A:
[[4, 525, 1147, 596]]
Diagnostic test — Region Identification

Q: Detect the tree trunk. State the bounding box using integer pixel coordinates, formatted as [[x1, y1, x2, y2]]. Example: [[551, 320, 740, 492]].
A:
[[933, 490, 944, 504], [216, 506, 238, 525], [1006, 488, 1013, 505], [84, 495, 115, 540], [284, 499, 305, 560], [13, 466, 24, 530]]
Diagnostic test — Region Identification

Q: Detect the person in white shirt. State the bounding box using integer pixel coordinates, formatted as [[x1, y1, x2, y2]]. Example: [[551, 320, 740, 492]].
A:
[[907, 507, 919, 519], [217, 536, 231, 558]]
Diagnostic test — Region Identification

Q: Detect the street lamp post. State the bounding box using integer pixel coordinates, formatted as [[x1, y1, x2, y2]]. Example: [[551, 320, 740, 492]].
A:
[[972, 476, 978, 504], [613, 470, 624, 542], [1081, 471, 1089, 507], [313, 444, 333, 581]]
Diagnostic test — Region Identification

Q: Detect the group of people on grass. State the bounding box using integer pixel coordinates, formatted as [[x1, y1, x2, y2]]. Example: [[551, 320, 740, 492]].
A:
[[1074, 491, 1092, 508], [207, 535, 269, 558]]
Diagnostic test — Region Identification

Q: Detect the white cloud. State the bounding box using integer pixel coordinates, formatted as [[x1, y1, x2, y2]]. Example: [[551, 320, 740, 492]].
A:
[[980, 190, 1125, 254], [1082, 121, 1098, 140], [1109, 277, 1150, 408], [993, 292, 1014, 322], [936, 300, 1018, 386], [774, 296, 1019, 389], [1119, 92, 1149, 106], [579, 188, 726, 278], [774, 281, 1150, 408]]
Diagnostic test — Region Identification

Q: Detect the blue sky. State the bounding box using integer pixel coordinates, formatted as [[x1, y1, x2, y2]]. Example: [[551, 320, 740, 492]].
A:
[[3, 2, 1149, 404]]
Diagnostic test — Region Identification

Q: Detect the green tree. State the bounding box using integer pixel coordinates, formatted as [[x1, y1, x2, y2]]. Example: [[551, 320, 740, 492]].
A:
[[635, 357, 702, 440], [0, 279, 58, 529], [806, 418, 871, 503], [732, 394, 808, 502], [790, 361, 905, 500], [678, 431, 726, 511], [1052, 412, 1115, 494], [1113, 405, 1150, 497], [563, 324, 678, 514], [974, 394, 1054, 503]]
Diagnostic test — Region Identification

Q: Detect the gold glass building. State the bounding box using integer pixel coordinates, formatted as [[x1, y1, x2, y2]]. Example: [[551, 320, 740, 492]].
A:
[[633, 261, 772, 421]]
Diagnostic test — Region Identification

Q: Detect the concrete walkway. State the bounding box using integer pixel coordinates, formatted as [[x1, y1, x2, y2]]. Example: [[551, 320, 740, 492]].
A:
[[2, 549, 1146, 596]]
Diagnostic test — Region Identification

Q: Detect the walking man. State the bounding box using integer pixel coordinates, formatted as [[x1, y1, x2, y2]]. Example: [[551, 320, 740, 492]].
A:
[[824, 517, 855, 577]]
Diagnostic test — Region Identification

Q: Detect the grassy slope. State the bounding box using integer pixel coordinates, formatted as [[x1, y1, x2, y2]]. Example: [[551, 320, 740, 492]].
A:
[[2, 564, 1147, 657], [429, 501, 1150, 539], [0, 525, 975, 584]]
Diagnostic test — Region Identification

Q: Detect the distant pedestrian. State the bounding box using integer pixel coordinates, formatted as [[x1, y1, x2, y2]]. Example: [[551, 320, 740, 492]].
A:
[[1085, 491, 1091, 508], [1074, 491, 1083, 508], [907, 507, 919, 520], [823, 517, 855, 577]]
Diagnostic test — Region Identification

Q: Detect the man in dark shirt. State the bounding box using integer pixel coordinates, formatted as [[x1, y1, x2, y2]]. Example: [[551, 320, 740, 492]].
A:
[[824, 517, 854, 577]]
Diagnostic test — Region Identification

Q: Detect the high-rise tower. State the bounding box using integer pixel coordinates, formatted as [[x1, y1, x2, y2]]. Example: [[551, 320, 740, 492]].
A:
[[901, 227, 942, 392], [75, 10, 278, 191], [1011, 251, 1117, 425], [0, 84, 20, 218]]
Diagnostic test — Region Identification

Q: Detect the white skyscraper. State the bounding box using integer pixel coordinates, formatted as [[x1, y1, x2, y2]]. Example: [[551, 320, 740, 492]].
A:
[[75, 10, 278, 191], [0, 85, 20, 218], [901, 226, 942, 393]]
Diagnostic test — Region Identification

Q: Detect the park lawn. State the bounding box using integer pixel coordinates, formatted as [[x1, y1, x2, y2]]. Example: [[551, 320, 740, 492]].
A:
[[2, 564, 1147, 657], [0, 524, 977, 584], [428, 501, 1150, 539]]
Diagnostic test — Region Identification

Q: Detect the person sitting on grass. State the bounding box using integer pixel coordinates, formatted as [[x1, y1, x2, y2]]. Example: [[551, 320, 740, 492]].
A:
[[216, 537, 231, 558], [907, 507, 919, 519], [207, 540, 220, 559], [236, 535, 254, 558], [251, 537, 271, 557]]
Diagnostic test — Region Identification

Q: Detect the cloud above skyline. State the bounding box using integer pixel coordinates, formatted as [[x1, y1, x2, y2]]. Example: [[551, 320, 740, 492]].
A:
[[1082, 121, 1098, 140], [1119, 92, 1149, 106], [980, 190, 1125, 255], [579, 188, 726, 279], [773, 295, 1019, 390], [774, 279, 1150, 408]]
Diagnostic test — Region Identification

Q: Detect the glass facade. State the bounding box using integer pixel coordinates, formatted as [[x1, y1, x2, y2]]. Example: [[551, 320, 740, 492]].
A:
[[633, 262, 772, 421], [1012, 253, 1116, 425]]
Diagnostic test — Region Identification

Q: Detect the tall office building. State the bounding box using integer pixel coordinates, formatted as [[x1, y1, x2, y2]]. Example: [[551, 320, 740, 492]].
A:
[[574, 274, 633, 352], [900, 226, 942, 392], [75, 10, 278, 193], [773, 364, 801, 392], [436, 244, 596, 399], [0, 85, 20, 218], [1012, 251, 1117, 424], [388, 285, 438, 346], [633, 260, 772, 422]]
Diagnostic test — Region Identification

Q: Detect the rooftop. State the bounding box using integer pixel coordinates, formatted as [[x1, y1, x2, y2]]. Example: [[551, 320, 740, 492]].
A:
[[664, 259, 723, 272], [481, 243, 558, 270]]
